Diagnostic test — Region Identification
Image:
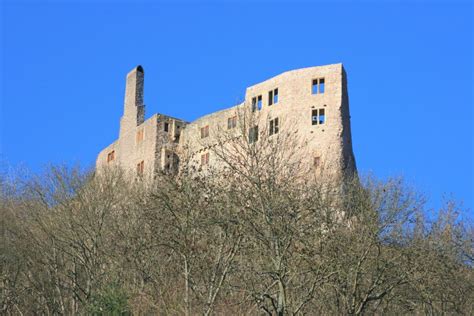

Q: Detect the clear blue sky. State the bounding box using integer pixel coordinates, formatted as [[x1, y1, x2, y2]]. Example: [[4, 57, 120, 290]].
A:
[[1, 1, 473, 213]]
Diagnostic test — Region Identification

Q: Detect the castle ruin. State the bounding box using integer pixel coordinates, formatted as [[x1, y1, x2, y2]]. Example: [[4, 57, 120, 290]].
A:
[[96, 64, 356, 179]]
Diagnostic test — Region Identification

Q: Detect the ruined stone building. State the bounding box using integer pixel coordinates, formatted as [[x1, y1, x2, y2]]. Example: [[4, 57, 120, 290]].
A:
[[96, 64, 356, 178]]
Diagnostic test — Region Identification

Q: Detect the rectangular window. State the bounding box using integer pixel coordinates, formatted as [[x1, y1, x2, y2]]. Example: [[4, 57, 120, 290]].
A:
[[251, 95, 263, 112], [107, 150, 115, 162], [312, 108, 326, 125], [200, 125, 209, 138], [319, 108, 325, 124], [227, 116, 237, 129], [137, 160, 144, 176], [268, 88, 278, 106], [312, 79, 318, 94], [201, 152, 209, 166], [312, 78, 325, 95], [164, 122, 169, 132], [312, 109, 318, 125], [136, 129, 144, 143], [249, 125, 259, 143], [269, 117, 279, 136]]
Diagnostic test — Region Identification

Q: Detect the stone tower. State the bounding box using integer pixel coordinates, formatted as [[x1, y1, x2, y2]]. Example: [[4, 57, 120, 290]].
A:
[[120, 65, 145, 138]]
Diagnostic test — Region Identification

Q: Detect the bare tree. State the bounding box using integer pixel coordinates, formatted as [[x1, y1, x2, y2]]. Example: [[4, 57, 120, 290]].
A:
[[1, 126, 472, 315]]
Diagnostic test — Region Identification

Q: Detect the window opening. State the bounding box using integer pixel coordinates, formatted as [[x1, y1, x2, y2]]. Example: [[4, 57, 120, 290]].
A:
[[249, 125, 259, 143], [312, 78, 325, 94], [312, 108, 326, 125], [137, 160, 144, 176], [201, 125, 209, 138], [269, 117, 279, 135], [228, 116, 237, 129], [107, 150, 115, 162], [201, 152, 209, 166]]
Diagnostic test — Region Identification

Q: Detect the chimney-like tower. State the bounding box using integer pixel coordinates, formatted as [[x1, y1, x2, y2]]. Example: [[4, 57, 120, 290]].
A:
[[120, 65, 145, 137]]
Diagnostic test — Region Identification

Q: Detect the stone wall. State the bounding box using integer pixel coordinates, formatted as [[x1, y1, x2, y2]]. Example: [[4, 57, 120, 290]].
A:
[[179, 63, 356, 178]]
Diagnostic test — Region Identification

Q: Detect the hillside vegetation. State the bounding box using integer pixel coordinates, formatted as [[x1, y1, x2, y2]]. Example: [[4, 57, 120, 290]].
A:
[[1, 130, 473, 315]]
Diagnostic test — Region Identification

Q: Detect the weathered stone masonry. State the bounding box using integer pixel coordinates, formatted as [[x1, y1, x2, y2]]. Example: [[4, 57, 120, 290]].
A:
[[96, 63, 357, 178]]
